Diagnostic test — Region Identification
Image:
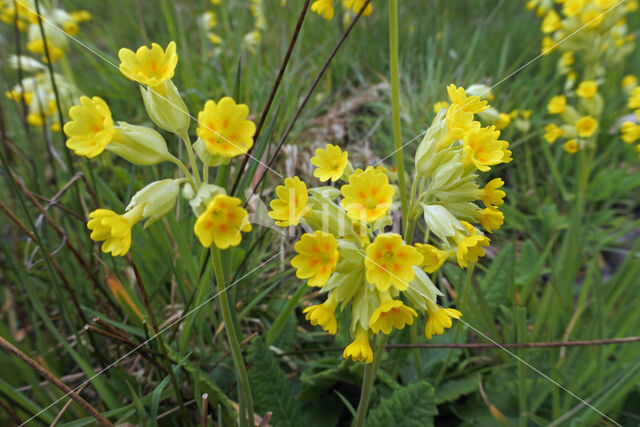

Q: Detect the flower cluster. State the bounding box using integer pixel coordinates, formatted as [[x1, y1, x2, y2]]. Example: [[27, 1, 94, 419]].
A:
[[310, 0, 373, 21], [620, 76, 640, 156], [270, 85, 511, 363], [63, 41, 255, 256], [5, 55, 80, 132], [544, 81, 600, 153], [0, 0, 91, 62]]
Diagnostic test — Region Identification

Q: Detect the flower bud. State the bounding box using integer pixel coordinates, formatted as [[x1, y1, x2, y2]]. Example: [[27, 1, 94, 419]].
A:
[[127, 179, 180, 228], [108, 122, 172, 165], [465, 84, 493, 100], [404, 267, 443, 311], [188, 184, 226, 217], [415, 109, 448, 177], [141, 80, 190, 137], [305, 188, 357, 239], [194, 138, 230, 167], [422, 203, 464, 240], [478, 106, 500, 124]]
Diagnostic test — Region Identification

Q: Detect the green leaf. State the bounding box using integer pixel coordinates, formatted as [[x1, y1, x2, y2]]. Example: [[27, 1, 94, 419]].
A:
[[366, 381, 438, 427], [435, 373, 481, 404], [479, 243, 515, 311], [247, 338, 302, 427]]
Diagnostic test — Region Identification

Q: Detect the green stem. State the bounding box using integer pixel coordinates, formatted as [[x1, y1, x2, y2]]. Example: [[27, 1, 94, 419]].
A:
[[181, 132, 202, 190], [354, 334, 388, 427], [169, 155, 196, 189], [210, 247, 253, 427], [409, 323, 423, 377], [517, 306, 528, 426], [434, 263, 474, 388], [389, 0, 408, 226]]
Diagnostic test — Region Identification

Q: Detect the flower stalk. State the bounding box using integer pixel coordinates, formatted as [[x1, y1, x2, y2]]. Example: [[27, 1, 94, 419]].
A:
[[210, 247, 254, 427], [354, 334, 388, 427]]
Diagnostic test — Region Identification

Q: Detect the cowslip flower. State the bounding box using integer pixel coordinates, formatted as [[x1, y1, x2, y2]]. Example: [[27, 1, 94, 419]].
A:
[[303, 294, 338, 334], [118, 41, 178, 91], [494, 113, 511, 131], [415, 243, 451, 274], [576, 81, 598, 99], [447, 84, 488, 115], [291, 231, 339, 287], [310, 0, 334, 19], [453, 223, 490, 268], [197, 97, 256, 158], [63, 96, 116, 158], [311, 143, 348, 182], [268, 176, 309, 226], [622, 75, 637, 91], [369, 300, 417, 334], [547, 95, 567, 114], [628, 87, 640, 109], [364, 234, 423, 292], [563, 0, 586, 17], [343, 327, 373, 363], [541, 10, 561, 33], [477, 207, 504, 234], [477, 178, 505, 208], [343, 0, 372, 16], [87, 205, 145, 256], [544, 123, 564, 144], [564, 139, 579, 153], [193, 195, 252, 249], [340, 167, 394, 223], [621, 121, 640, 144], [575, 116, 598, 137], [433, 100, 450, 113], [425, 301, 462, 339], [462, 126, 509, 171]]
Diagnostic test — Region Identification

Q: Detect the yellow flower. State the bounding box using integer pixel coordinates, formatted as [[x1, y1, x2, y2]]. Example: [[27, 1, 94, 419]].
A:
[[369, 300, 417, 334], [575, 116, 598, 138], [446, 84, 488, 115], [208, 33, 222, 45], [70, 10, 92, 23], [311, 0, 334, 19], [628, 87, 640, 110], [541, 36, 557, 55], [543, 123, 563, 144], [477, 207, 504, 233], [462, 126, 509, 172], [340, 167, 394, 223], [291, 231, 339, 287], [559, 52, 575, 69], [564, 139, 579, 153], [621, 122, 640, 144], [63, 20, 79, 36], [547, 95, 567, 114], [118, 41, 178, 90], [26, 39, 65, 62], [433, 100, 450, 113], [311, 144, 348, 182], [622, 75, 637, 91], [343, 0, 372, 16], [63, 96, 116, 158], [6, 90, 33, 105], [477, 178, 506, 208], [442, 107, 481, 148], [541, 10, 561, 33], [581, 9, 603, 27], [26, 113, 44, 126], [576, 81, 598, 99], [563, 0, 586, 17], [303, 295, 338, 334], [453, 223, 490, 268], [268, 176, 309, 227], [425, 301, 462, 339], [365, 234, 423, 292], [196, 97, 256, 158], [414, 243, 450, 273], [343, 327, 373, 363], [494, 113, 511, 131], [87, 205, 144, 256], [521, 110, 532, 120], [193, 195, 252, 249]]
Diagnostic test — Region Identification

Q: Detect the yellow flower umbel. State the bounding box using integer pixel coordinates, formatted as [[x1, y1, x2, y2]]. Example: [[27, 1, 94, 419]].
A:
[[311, 0, 334, 19], [425, 300, 462, 339], [453, 223, 490, 268], [87, 205, 145, 256], [575, 116, 598, 138], [415, 244, 451, 274], [547, 95, 567, 114], [576, 80, 598, 99], [63, 96, 116, 158], [340, 167, 394, 223], [197, 97, 256, 158], [118, 41, 178, 91], [343, 327, 373, 363], [291, 231, 339, 287], [364, 234, 423, 292], [311, 144, 348, 182], [544, 123, 564, 144], [369, 299, 417, 334], [303, 294, 339, 334], [268, 177, 310, 226], [193, 195, 252, 249]]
